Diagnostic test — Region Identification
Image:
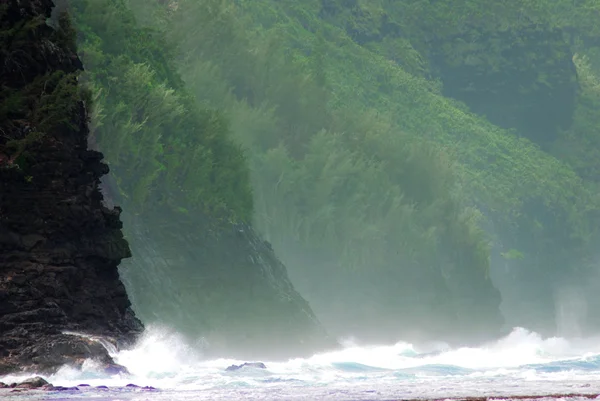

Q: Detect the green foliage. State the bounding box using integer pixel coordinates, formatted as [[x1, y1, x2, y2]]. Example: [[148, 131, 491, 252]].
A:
[[0, 5, 90, 185], [28, 71, 82, 133], [51, 11, 78, 53], [77, 0, 600, 335], [162, 0, 600, 331], [553, 54, 600, 182], [70, 0, 252, 220], [0, 6, 83, 130], [118, 0, 507, 335], [0, 89, 25, 122], [501, 249, 525, 261], [6, 131, 45, 157], [0, 14, 47, 73], [0, 69, 83, 161]]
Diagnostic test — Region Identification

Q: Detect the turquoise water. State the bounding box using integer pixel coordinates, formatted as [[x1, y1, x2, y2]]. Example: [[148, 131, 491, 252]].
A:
[[3, 327, 600, 400]]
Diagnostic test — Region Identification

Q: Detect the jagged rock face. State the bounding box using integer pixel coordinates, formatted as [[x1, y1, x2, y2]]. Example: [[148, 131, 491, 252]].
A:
[[118, 210, 335, 361], [0, 0, 142, 375], [430, 23, 578, 145]]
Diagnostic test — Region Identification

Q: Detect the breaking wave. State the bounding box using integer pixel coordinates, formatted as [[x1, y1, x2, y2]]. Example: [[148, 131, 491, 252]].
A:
[[5, 326, 600, 400]]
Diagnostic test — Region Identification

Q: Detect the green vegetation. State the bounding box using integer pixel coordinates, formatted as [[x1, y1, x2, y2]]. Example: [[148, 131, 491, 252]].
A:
[[69, 0, 252, 220], [121, 0, 505, 340], [554, 54, 600, 183], [69, 0, 600, 339], [0, 8, 86, 174]]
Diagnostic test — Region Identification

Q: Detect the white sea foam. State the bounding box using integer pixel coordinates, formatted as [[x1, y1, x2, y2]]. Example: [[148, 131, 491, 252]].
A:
[[4, 326, 600, 400]]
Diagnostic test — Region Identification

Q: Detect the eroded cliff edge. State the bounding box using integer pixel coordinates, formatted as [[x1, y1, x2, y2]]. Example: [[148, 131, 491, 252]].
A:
[[0, 0, 142, 374]]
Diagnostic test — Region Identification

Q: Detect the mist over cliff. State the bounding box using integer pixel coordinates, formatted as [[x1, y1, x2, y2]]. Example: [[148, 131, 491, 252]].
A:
[[4, 0, 600, 374], [106, 0, 600, 346]]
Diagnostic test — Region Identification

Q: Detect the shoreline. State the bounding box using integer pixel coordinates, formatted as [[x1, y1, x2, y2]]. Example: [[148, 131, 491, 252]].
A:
[[1, 382, 599, 401]]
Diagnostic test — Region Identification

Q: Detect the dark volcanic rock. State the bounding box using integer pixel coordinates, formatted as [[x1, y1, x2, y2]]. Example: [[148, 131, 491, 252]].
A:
[[0, 0, 142, 375], [15, 377, 49, 389], [53, 386, 79, 391], [104, 362, 129, 375], [225, 362, 267, 371]]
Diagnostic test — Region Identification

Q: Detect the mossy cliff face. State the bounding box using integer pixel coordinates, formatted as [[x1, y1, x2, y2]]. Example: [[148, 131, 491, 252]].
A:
[[0, 0, 142, 375]]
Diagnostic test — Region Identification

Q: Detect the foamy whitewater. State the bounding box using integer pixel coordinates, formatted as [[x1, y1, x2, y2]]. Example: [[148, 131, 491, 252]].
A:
[[4, 326, 600, 400]]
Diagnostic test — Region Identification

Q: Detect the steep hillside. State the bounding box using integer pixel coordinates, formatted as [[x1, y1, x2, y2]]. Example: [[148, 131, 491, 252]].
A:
[[68, 0, 334, 358], [310, 0, 600, 335], [122, 0, 505, 344], [127, 0, 600, 341]]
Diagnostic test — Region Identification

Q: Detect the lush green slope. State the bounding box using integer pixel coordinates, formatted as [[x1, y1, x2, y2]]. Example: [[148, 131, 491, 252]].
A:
[[130, 0, 600, 339], [70, 0, 252, 221], [251, 0, 600, 335], [67, 0, 336, 359], [120, 0, 508, 343], [72, 0, 600, 343], [311, 0, 600, 333]]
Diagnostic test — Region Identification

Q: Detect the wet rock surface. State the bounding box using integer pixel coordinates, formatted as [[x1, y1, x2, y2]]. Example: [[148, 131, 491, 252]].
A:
[[225, 362, 267, 371], [0, 378, 160, 394], [14, 376, 49, 389], [0, 0, 142, 375]]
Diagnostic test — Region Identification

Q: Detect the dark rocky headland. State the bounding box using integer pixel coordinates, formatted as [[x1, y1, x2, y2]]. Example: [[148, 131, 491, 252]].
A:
[[0, 0, 143, 375]]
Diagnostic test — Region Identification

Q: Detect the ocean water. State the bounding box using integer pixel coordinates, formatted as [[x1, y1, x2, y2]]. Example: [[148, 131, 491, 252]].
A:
[[3, 326, 600, 400]]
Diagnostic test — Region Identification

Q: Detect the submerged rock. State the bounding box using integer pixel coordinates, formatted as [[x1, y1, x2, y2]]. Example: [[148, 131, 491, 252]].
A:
[[226, 362, 267, 371], [104, 363, 129, 375], [53, 386, 79, 391]]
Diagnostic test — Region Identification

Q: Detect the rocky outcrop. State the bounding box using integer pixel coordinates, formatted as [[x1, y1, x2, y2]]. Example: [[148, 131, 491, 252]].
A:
[[117, 209, 335, 361], [13, 377, 50, 389], [0, 0, 142, 375], [225, 362, 267, 371]]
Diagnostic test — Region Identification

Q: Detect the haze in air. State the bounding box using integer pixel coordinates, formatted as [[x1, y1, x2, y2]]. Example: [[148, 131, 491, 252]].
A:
[[2, 0, 600, 399]]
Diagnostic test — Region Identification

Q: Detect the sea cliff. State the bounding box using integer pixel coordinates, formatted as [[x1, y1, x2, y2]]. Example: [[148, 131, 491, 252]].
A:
[[0, 0, 142, 374]]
